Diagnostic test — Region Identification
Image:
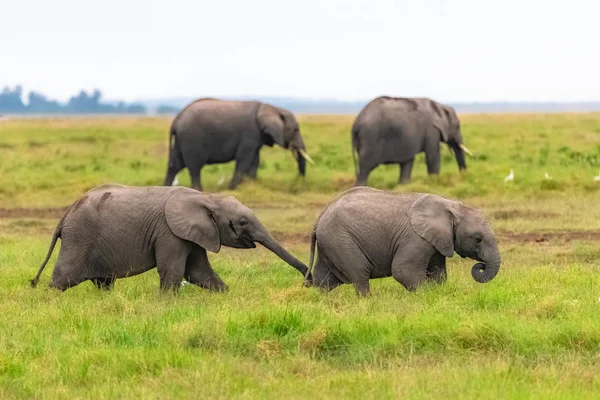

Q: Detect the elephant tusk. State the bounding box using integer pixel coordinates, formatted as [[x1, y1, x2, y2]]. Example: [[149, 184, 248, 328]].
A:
[[459, 144, 473, 156], [298, 148, 315, 165]]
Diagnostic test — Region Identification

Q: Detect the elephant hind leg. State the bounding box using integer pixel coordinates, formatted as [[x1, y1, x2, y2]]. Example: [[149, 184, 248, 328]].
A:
[[355, 157, 378, 187], [184, 247, 228, 292], [398, 159, 414, 184], [50, 265, 86, 291], [311, 254, 343, 293]]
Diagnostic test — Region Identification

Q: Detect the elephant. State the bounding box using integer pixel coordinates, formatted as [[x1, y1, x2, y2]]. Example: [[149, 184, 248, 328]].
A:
[[30, 184, 308, 292], [351, 96, 473, 186], [303, 187, 500, 296], [162, 98, 314, 191]]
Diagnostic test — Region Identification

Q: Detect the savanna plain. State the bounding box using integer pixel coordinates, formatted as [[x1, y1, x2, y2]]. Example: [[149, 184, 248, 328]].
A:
[[1, 113, 600, 399]]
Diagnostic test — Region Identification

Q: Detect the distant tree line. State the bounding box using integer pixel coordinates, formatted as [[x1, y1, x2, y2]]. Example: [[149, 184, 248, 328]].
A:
[[0, 85, 147, 114]]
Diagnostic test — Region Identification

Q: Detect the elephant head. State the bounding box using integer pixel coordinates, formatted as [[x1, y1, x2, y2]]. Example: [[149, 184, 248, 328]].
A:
[[409, 194, 500, 283], [430, 103, 471, 171], [257, 103, 314, 175], [165, 189, 308, 276]]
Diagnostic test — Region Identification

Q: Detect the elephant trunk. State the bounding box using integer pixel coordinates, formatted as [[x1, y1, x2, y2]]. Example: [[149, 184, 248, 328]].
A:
[[295, 148, 307, 176], [255, 229, 308, 277], [471, 248, 501, 283], [451, 142, 467, 171]]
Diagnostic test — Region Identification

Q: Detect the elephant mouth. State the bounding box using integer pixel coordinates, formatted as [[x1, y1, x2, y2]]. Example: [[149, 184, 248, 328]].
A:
[[229, 238, 256, 249]]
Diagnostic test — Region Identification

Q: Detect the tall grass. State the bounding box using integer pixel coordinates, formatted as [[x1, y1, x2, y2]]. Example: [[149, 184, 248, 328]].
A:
[[0, 114, 600, 398]]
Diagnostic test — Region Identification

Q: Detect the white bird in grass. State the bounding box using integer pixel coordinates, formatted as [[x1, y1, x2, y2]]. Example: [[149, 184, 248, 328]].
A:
[[217, 175, 226, 186], [172, 176, 179, 186], [594, 170, 600, 181], [504, 169, 514, 182], [544, 172, 552, 180]]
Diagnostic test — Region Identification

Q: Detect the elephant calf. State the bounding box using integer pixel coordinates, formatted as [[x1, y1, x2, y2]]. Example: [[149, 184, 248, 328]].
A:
[[303, 187, 500, 296], [31, 184, 308, 292]]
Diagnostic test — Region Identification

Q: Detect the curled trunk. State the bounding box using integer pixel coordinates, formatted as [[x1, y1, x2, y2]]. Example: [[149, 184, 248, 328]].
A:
[[471, 250, 500, 283]]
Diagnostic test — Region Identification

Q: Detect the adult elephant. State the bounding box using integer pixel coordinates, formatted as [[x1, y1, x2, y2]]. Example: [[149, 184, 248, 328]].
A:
[[163, 98, 314, 191], [304, 187, 500, 296], [351, 96, 472, 186]]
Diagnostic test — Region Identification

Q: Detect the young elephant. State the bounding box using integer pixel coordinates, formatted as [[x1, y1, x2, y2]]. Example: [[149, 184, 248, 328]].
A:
[[303, 187, 500, 296], [31, 184, 308, 292]]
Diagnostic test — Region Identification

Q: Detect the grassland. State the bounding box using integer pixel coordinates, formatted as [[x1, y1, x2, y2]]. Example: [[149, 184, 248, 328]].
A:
[[1, 113, 600, 399]]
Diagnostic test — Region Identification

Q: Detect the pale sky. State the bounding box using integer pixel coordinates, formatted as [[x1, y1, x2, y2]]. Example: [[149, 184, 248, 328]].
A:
[[2, 0, 599, 102]]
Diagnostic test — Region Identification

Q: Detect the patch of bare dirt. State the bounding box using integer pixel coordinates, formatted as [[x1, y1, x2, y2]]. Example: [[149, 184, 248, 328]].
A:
[[492, 209, 559, 220], [498, 230, 600, 244], [271, 231, 311, 245], [0, 207, 67, 219]]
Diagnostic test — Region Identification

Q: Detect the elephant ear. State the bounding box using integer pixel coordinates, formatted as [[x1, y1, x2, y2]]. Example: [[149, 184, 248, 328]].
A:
[[430, 102, 450, 142], [165, 189, 221, 253], [257, 103, 286, 148], [409, 194, 456, 258]]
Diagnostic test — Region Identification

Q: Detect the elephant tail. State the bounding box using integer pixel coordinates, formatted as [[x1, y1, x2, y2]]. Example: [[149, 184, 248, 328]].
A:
[[30, 211, 66, 288], [303, 225, 317, 286]]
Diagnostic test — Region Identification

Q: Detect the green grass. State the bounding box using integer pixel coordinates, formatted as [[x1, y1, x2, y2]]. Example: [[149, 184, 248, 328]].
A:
[[1, 114, 600, 398]]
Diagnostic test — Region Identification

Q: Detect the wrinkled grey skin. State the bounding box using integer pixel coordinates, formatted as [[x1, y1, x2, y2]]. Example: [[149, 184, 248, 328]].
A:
[[352, 96, 467, 186], [163, 98, 309, 191], [303, 187, 500, 297], [31, 184, 308, 292]]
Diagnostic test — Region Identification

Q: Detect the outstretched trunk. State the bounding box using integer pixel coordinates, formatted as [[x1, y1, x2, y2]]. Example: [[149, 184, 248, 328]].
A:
[[471, 249, 501, 283], [255, 230, 308, 277]]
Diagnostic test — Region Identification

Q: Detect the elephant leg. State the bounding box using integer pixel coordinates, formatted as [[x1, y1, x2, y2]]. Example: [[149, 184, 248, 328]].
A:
[[426, 252, 447, 284], [425, 142, 441, 176], [318, 239, 371, 296], [247, 151, 260, 180], [189, 167, 203, 192], [184, 247, 228, 292], [391, 246, 435, 291], [49, 247, 88, 291], [398, 159, 414, 184], [50, 263, 86, 291], [155, 239, 189, 293], [92, 276, 116, 291], [163, 166, 180, 186], [230, 146, 257, 189], [311, 254, 343, 293], [355, 155, 378, 187]]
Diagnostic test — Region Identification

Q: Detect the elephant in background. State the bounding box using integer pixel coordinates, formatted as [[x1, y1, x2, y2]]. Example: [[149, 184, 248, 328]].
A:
[[31, 184, 308, 292], [352, 96, 473, 186], [304, 187, 500, 296], [163, 98, 314, 191]]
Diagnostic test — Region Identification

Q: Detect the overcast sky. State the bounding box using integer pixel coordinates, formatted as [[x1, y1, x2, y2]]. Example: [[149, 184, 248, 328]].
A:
[[2, 0, 599, 102]]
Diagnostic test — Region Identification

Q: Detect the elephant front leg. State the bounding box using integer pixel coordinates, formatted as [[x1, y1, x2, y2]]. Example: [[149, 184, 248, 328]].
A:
[[184, 247, 228, 292], [398, 159, 414, 184], [426, 252, 447, 284], [155, 241, 188, 293], [425, 142, 441, 176], [391, 247, 434, 291]]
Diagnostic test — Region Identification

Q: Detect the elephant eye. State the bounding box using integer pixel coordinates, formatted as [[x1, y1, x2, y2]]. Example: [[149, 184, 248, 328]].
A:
[[474, 236, 482, 243], [240, 219, 248, 226]]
